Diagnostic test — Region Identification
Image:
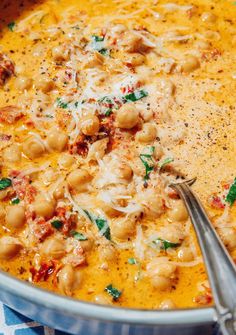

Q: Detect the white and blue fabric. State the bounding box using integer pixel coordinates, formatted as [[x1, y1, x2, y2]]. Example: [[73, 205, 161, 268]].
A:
[[0, 303, 67, 335]]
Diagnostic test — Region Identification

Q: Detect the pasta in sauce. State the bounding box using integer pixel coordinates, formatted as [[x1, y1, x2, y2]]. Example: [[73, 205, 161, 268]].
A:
[[0, 0, 235, 309]]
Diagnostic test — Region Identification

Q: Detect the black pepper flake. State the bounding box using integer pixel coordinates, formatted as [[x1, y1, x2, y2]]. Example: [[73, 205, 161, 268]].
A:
[[18, 267, 26, 275]]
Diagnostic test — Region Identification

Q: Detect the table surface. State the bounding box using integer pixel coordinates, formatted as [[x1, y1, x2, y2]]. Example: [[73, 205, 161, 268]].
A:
[[0, 303, 67, 335]]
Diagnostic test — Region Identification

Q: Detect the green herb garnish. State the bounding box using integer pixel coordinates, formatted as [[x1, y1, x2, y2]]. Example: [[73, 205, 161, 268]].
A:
[[56, 98, 68, 109], [11, 197, 20, 205], [158, 157, 174, 170], [99, 48, 109, 55], [98, 96, 115, 116], [84, 210, 111, 240], [128, 257, 137, 265], [83, 209, 93, 221], [7, 22, 15, 31], [98, 96, 111, 104], [105, 109, 112, 116], [70, 230, 88, 241], [51, 220, 63, 229], [92, 35, 104, 42], [225, 178, 236, 206], [91, 35, 109, 56], [0, 178, 12, 191], [124, 89, 148, 102], [128, 258, 141, 280], [139, 146, 155, 180], [152, 238, 180, 250], [95, 218, 111, 240], [97, 89, 148, 116], [105, 284, 122, 301]]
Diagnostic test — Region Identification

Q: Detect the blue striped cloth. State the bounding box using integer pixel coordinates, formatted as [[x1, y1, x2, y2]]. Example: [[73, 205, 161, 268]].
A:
[[0, 303, 67, 335]]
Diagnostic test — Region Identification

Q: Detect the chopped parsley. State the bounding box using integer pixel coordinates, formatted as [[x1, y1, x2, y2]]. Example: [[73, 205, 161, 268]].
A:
[[99, 48, 109, 55], [92, 35, 104, 42], [225, 178, 236, 206], [84, 210, 111, 240], [91, 35, 109, 56], [11, 197, 20, 205], [51, 220, 63, 229], [83, 209, 93, 221], [124, 89, 148, 102], [105, 284, 122, 301], [158, 157, 174, 170], [139, 146, 155, 180], [105, 109, 112, 116], [98, 96, 117, 116], [70, 230, 88, 241], [56, 97, 68, 109], [0, 178, 12, 191], [152, 238, 180, 251], [97, 89, 148, 116], [128, 257, 137, 265], [95, 218, 111, 240], [128, 258, 141, 280], [7, 22, 15, 31]]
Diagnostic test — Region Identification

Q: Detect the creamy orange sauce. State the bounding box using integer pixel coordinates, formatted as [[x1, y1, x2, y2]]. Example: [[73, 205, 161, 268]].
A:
[[0, 0, 235, 310]]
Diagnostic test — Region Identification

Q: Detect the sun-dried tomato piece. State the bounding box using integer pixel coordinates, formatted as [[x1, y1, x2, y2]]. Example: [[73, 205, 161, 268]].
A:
[[10, 173, 37, 203], [0, 53, 15, 86], [194, 292, 213, 305], [69, 134, 88, 156], [201, 48, 221, 62], [167, 188, 180, 199], [54, 206, 76, 235], [208, 195, 225, 209], [0, 106, 23, 124], [0, 133, 11, 141], [30, 260, 56, 282], [32, 218, 53, 242]]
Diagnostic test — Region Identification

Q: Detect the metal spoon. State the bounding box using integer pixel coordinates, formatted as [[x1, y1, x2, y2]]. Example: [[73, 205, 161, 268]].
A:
[[170, 178, 236, 335]]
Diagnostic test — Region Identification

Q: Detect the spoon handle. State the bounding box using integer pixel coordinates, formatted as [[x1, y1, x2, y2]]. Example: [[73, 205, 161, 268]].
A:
[[170, 182, 236, 335]]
